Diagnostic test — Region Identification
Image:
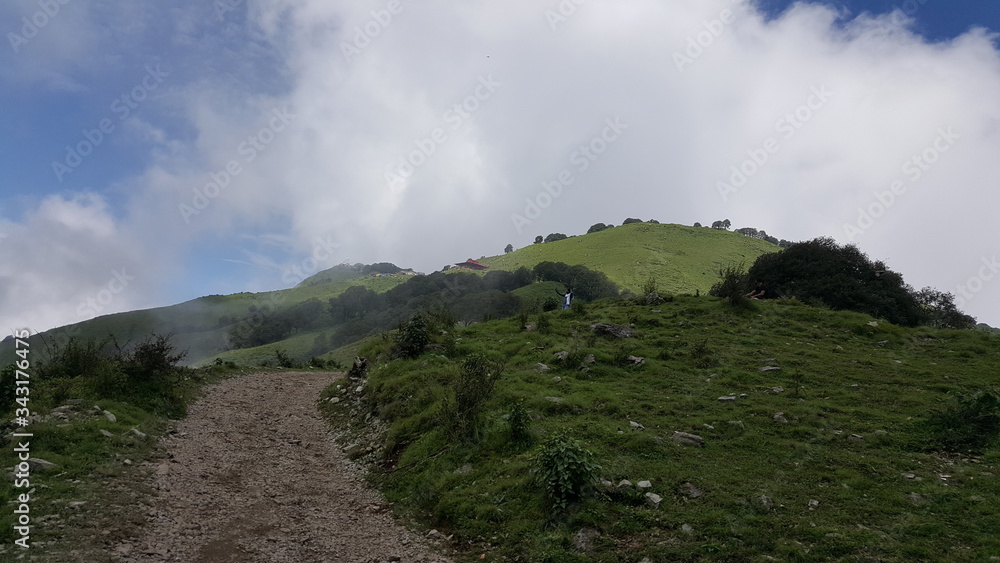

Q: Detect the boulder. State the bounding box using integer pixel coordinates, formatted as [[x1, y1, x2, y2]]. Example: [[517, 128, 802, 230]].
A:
[[645, 492, 663, 508], [592, 323, 635, 339], [671, 431, 704, 447]]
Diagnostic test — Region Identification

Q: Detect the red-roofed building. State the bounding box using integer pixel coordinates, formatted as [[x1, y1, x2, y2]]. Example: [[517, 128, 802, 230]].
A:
[[454, 258, 489, 271]]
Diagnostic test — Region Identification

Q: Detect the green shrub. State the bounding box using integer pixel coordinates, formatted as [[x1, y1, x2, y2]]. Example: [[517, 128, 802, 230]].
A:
[[537, 314, 552, 334], [709, 262, 751, 308], [918, 390, 1000, 453], [642, 276, 658, 296], [273, 348, 295, 368], [516, 312, 530, 331], [507, 400, 532, 445], [442, 354, 504, 441], [534, 433, 601, 513], [542, 297, 560, 312], [395, 315, 430, 359], [691, 338, 719, 368]]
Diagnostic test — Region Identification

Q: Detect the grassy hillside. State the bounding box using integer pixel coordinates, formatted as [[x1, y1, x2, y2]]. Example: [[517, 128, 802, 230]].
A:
[[0, 273, 407, 368], [481, 223, 779, 294], [325, 295, 1000, 562]]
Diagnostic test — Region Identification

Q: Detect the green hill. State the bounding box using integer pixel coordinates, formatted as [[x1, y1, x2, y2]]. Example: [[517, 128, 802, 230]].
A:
[[481, 223, 779, 294], [0, 270, 408, 367], [3, 223, 775, 368], [326, 295, 1000, 562]]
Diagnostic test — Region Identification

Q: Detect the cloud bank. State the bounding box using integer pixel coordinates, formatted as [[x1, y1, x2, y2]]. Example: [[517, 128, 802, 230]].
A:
[[2, 0, 999, 332]]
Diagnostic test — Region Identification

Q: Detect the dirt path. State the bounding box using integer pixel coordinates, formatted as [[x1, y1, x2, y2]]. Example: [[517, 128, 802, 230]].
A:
[[115, 371, 452, 563]]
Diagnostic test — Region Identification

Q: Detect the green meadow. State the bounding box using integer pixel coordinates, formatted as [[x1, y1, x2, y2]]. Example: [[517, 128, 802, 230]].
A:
[[324, 294, 1000, 562]]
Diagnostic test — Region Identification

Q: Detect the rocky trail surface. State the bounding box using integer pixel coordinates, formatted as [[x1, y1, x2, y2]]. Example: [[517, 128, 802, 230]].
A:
[[114, 371, 452, 563]]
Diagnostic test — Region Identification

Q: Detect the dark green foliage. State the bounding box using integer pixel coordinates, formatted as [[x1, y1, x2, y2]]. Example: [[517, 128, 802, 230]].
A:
[[746, 237, 931, 326], [361, 262, 402, 275], [642, 276, 658, 296], [484, 267, 532, 292], [23, 334, 190, 417], [690, 338, 718, 368], [912, 287, 977, 329], [34, 335, 112, 381], [516, 312, 530, 331], [709, 262, 752, 308], [395, 315, 430, 359], [544, 233, 569, 243], [587, 223, 612, 234], [329, 286, 386, 323], [622, 217, 642, 225], [229, 298, 325, 349], [505, 243, 514, 254], [0, 364, 19, 409], [309, 332, 329, 356], [534, 433, 601, 513], [534, 235, 544, 244], [118, 334, 186, 381], [273, 347, 295, 368], [443, 354, 504, 441], [542, 297, 560, 312], [532, 261, 619, 301], [537, 314, 552, 333], [918, 390, 1000, 453], [507, 401, 533, 445], [325, 270, 531, 349]]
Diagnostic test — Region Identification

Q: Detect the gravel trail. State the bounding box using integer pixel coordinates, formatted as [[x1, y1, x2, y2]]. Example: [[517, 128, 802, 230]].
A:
[[115, 371, 452, 563]]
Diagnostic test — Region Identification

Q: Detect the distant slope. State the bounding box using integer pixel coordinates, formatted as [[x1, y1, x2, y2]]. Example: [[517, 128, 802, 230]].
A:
[[2, 223, 780, 368], [0, 270, 408, 368], [481, 222, 779, 294]]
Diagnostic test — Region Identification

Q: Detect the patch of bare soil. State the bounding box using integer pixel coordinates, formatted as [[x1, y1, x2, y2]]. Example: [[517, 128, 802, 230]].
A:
[[110, 371, 452, 563]]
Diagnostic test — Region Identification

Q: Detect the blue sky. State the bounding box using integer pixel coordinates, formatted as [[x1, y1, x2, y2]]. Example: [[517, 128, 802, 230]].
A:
[[759, 0, 1000, 41], [2, 0, 1000, 332]]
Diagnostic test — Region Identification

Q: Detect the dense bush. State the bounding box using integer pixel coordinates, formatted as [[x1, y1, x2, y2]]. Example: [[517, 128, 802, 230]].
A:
[[746, 238, 929, 326], [911, 287, 977, 329], [23, 334, 190, 417], [441, 354, 504, 441], [532, 261, 619, 301], [395, 315, 430, 359], [534, 433, 601, 513], [361, 262, 402, 275], [917, 390, 1000, 453], [709, 263, 752, 308], [507, 400, 532, 445]]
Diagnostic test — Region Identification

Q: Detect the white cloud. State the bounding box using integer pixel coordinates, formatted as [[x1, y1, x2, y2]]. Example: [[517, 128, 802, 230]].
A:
[[0, 194, 159, 333], [4, 0, 1000, 330]]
